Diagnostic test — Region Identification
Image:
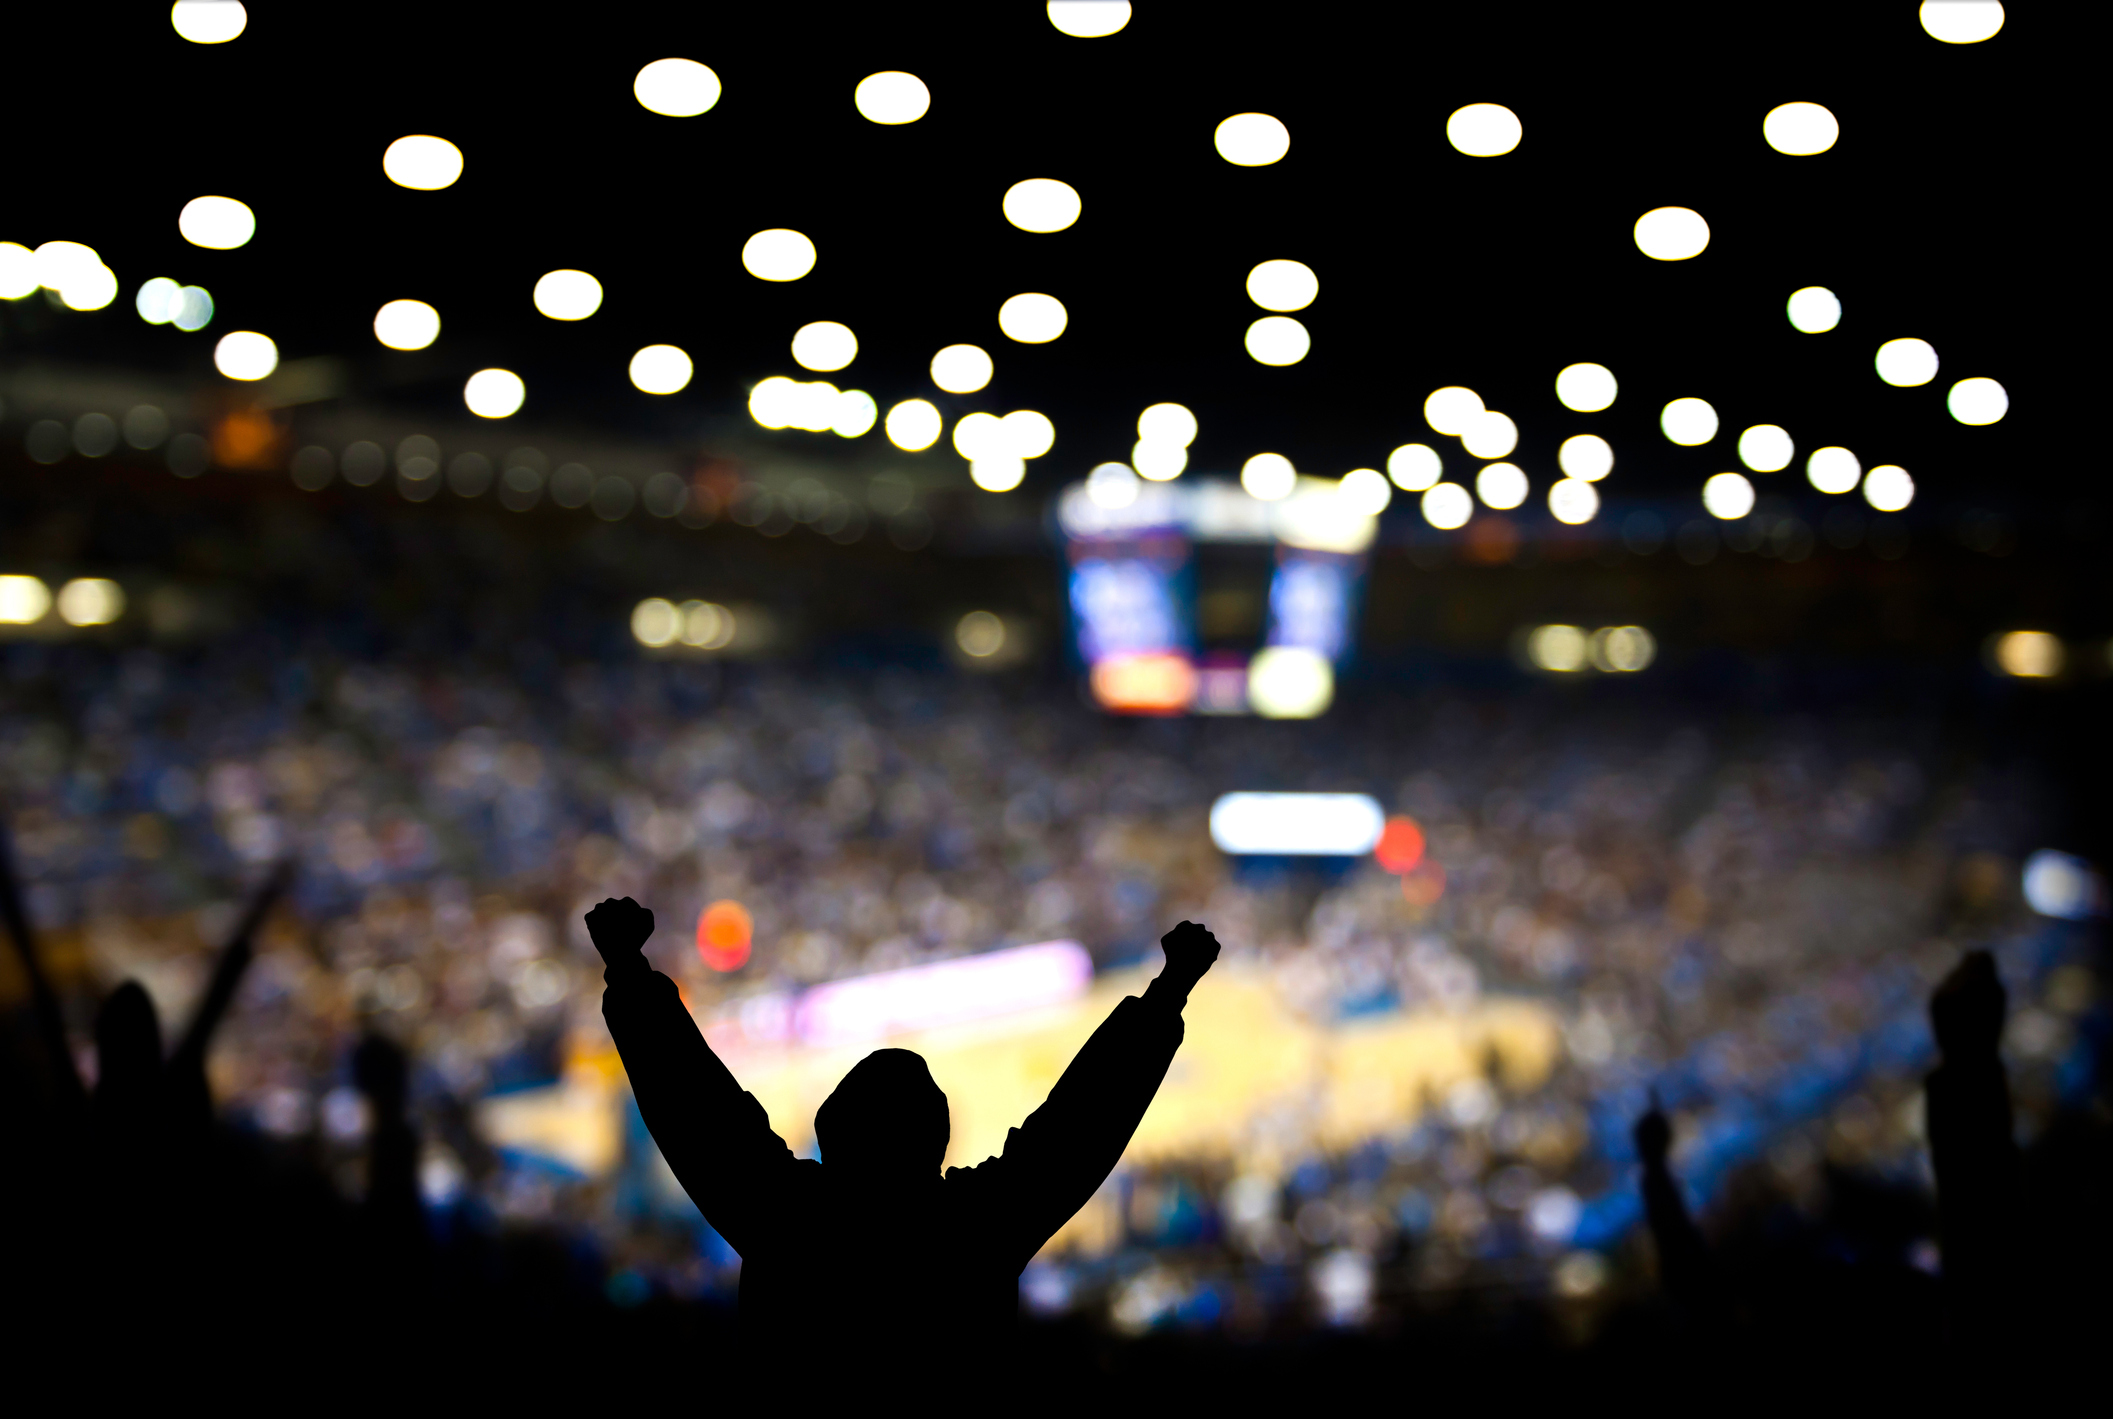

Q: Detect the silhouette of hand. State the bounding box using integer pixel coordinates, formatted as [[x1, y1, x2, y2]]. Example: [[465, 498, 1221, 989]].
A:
[[1634, 1105, 1672, 1166], [586, 897, 655, 967], [1159, 921, 1220, 989], [1932, 949, 2006, 1061]]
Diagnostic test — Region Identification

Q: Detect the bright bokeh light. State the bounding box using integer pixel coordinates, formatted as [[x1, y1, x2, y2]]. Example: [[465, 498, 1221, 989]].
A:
[[1634, 207, 1709, 261], [832, 390, 879, 438], [634, 59, 721, 117], [681, 602, 735, 650], [57, 262, 118, 311], [742, 229, 817, 282], [56, 578, 124, 627], [931, 344, 993, 393], [696, 900, 753, 972], [629, 345, 692, 395], [135, 277, 180, 323], [2021, 851, 2101, 920], [170, 285, 213, 330], [1875, 337, 1939, 387], [1763, 103, 1839, 155], [1246, 649, 1335, 720], [1737, 424, 1794, 473], [1948, 377, 2008, 426], [885, 398, 943, 451], [373, 299, 439, 351], [1339, 468, 1392, 516], [971, 458, 1027, 492], [1476, 463, 1528, 510], [1374, 816, 1426, 874], [1388, 444, 1442, 491], [1138, 403, 1198, 447], [1087, 462, 1139, 509], [0, 242, 35, 298], [791, 321, 857, 372], [1862, 464, 1914, 512], [1787, 286, 1841, 333], [1211, 792, 1381, 853], [786, 381, 843, 432], [953, 412, 1005, 461], [854, 71, 930, 124], [1660, 397, 1719, 446], [1702, 471, 1755, 519], [1215, 113, 1290, 166], [748, 378, 795, 429], [1528, 625, 1589, 673], [1920, 1, 2004, 43], [1048, 1, 1130, 36], [1591, 626, 1656, 673], [1003, 179, 1082, 233], [1461, 410, 1518, 459], [998, 292, 1067, 343], [31, 241, 99, 291], [178, 196, 254, 249], [1004, 410, 1056, 459], [1424, 387, 1484, 436], [1994, 631, 2061, 679], [957, 611, 1007, 658], [1422, 483, 1473, 529], [1241, 453, 1296, 501], [1806, 446, 1862, 494], [1558, 434, 1613, 481], [534, 270, 602, 320], [1554, 362, 1617, 412], [171, 2, 245, 43], [1247, 260, 1317, 312], [1548, 478, 1599, 524], [1132, 441, 1187, 481], [382, 135, 463, 190], [1446, 103, 1522, 157], [213, 331, 277, 381], [1245, 316, 1309, 366], [0, 575, 53, 624], [464, 369, 525, 418]]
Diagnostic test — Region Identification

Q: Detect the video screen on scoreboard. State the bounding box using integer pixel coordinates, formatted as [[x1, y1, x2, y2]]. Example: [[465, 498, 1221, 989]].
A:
[[1265, 547, 1362, 664], [1065, 534, 1195, 714]]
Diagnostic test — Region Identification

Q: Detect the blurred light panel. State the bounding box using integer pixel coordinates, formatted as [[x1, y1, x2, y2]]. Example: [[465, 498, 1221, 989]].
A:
[[635, 59, 721, 116], [1215, 113, 1289, 166], [1527, 625, 1589, 672], [1422, 483, 1472, 529], [213, 331, 277, 381], [743, 230, 816, 282], [1086, 462, 1139, 508], [0, 575, 53, 624], [885, 398, 942, 451], [1555, 362, 1617, 412], [1339, 468, 1392, 516], [171, 2, 246, 43], [1558, 434, 1613, 481], [1424, 387, 1483, 436], [1875, 337, 1939, 387], [1862, 464, 1914, 511], [971, 458, 1027, 492], [999, 293, 1067, 343], [1660, 397, 1719, 445], [1737, 424, 1794, 472], [1245, 316, 1310, 366], [797, 941, 1094, 1048], [1476, 463, 1528, 510], [1210, 791, 1378, 852], [1446, 103, 1522, 156], [57, 578, 124, 627], [1591, 626, 1656, 672], [629, 345, 692, 394], [1994, 631, 2061, 679], [1787, 286, 1841, 333], [1461, 411, 1518, 459], [382, 136, 463, 190], [855, 71, 929, 124], [1003, 410, 1056, 459], [464, 369, 525, 418], [178, 196, 254, 249], [0, 242, 36, 298], [1548, 478, 1599, 524], [1702, 471, 1755, 519], [832, 390, 878, 438], [1132, 441, 1186, 481], [534, 270, 602, 320], [1762, 102, 1839, 155], [1138, 403, 1197, 446], [1806, 446, 1861, 494], [1247, 260, 1317, 312], [1920, 1, 2004, 43], [2022, 850, 2099, 920], [1245, 649, 1336, 720], [1948, 377, 2008, 425], [1388, 444, 1442, 491], [1047, 1, 1131, 37], [1241, 453, 1296, 501], [1003, 179, 1082, 233], [1634, 207, 1709, 260], [931, 344, 992, 393], [791, 321, 857, 372], [373, 299, 439, 351]]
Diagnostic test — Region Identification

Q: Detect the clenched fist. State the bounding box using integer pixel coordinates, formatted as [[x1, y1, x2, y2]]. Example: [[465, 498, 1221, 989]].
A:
[[586, 897, 655, 969], [1159, 920, 1220, 991]]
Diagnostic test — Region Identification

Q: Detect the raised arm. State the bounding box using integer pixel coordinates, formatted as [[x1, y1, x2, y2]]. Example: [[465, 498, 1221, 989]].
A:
[[589, 898, 797, 1255], [969, 920, 1220, 1264]]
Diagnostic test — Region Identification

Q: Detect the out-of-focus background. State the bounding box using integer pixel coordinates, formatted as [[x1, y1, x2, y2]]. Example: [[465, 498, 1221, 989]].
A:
[[3, 0, 2106, 1391]]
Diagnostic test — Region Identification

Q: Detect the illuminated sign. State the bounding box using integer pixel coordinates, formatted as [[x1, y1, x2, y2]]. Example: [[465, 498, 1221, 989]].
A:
[[1208, 792, 1385, 856]]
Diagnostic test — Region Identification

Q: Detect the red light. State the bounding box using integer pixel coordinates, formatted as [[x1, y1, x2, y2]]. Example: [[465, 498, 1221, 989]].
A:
[[1374, 816, 1426, 874], [696, 900, 753, 972]]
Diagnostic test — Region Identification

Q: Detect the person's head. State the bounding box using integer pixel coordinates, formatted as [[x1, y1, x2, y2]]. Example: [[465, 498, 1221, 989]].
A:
[[815, 1048, 948, 1182], [1931, 949, 2006, 1060], [94, 981, 162, 1116]]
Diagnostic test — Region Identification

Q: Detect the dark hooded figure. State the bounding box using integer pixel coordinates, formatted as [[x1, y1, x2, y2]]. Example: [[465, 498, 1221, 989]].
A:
[[589, 896, 1218, 1375]]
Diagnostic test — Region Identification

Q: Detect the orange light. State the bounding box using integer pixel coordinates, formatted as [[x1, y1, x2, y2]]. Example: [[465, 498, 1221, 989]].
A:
[[1401, 860, 1446, 909], [211, 408, 283, 470], [696, 900, 753, 972], [1374, 816, 1426, 874], [1089, 652, 1196, 715]]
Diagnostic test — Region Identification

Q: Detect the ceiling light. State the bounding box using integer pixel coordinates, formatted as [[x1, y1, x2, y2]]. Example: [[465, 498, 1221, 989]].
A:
[[213, 331, 277, 381], [1446, 103, 1522, 156], [1786, 286, 1840, 333], [1003, 179, 1082, 233], [1660, 397, 1719, 445], [374, 299, 439, 351], [1387, 444, 1442, 491], [634, 58, 722, 116], [178, 196, 254, 249], [1137, 403, 1197, 446], [1247, 259, 1317, 312], [1947, 377, 2008, 426], [534, 270, 602, 320], [1736, 424, 1794, 472], [931, 344, 993, 393], [1215, 113, 1290, 166], [1702, 472, 1755, 519], [1241, 453, 1295, 501], [1762, 102, 1839, 155], [382, 135, 464, 190], [1634, 207, 1709, 260], [1554, 362, 1617, 412], [855, 71, 930, 124], [1424, 387, 1483, 436], [742, 229, 816, 282], [1557, 434, 1613, 481], [464, 369, 525, 418], [1047, 1, 1131, 37], [629, 345, 693, 394], [1245, 316, 1309, 366], [998, 292, 1067, 343], [170, 1, 246, 43], [792, 321, 857, 372]]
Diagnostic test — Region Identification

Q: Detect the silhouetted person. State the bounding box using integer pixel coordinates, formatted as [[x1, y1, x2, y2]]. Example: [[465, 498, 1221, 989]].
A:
[[590, 896, 1218, 1377], [1926, 950, 2020, 1338], [93, 981, 164, 1137], [353, 1030, 430, 1279], [1635, 1095, 1718, 1315]]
